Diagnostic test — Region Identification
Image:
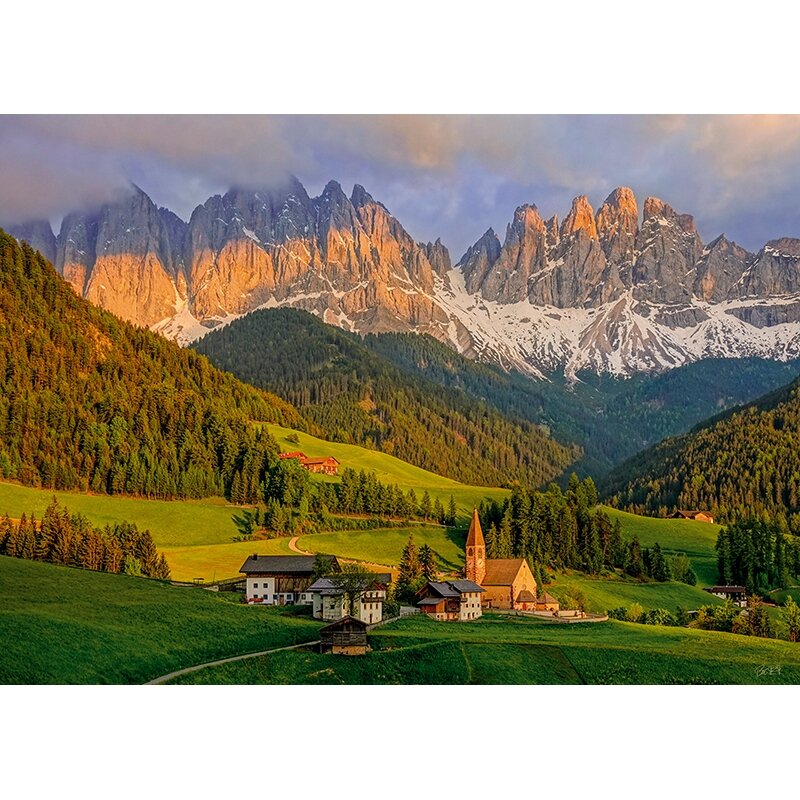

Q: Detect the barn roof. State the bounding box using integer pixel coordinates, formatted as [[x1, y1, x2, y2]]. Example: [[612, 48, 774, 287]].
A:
[[320, 615, 368, 633], [239, 555, 338, 575], [483, 558, 526, 585], [302, 456, 340, 465]]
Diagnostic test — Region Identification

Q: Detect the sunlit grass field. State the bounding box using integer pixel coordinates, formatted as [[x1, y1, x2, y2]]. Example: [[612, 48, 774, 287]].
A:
[[602, 506, 721, 585], [170, 612, 800, 685]]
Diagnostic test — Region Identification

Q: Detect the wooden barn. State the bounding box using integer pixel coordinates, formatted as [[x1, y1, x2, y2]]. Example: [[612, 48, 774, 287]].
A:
[[319, 616, 369, 655]]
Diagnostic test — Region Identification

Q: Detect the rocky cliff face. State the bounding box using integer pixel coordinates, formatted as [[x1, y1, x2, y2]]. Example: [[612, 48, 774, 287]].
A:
[[8, 180, 800, 379]]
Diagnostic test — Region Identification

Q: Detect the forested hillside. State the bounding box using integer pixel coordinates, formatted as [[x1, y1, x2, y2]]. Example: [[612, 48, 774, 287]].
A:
[[193, 307, 800, 480], [0, 230, 303, 499], [193, 308, 578, 488], [368, 335, 800, 475], [606, 376, 800, 528]]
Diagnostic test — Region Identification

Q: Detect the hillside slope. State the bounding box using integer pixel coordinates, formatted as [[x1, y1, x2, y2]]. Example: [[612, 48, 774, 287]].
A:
[[193, 308, 578, 488], [0, 230, 303, 499], [606, 376, 800, 524]]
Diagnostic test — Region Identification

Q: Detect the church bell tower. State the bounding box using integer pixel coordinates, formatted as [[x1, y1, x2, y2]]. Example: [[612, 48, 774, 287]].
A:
[[466, 508, 486, 584]]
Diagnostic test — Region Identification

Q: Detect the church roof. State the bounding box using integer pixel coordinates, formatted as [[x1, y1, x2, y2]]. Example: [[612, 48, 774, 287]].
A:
[[516, 589, 536, 602], [536, 592, 559, 604], [483, 558, 526, 586], [466, 508, 485, 549]]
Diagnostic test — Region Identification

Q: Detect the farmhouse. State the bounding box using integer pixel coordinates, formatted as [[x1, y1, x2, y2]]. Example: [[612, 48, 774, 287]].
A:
[[319, 616, 370, 655], [308, 572, 391, 624], [416, 580, 484, 621], [277, 452, 340, 475], [300, 456, 340, 475], [239, 554, 340, 605], [465, 509, 548, 611], [671, 510, 715, 523], [707, 585, 748, 607]]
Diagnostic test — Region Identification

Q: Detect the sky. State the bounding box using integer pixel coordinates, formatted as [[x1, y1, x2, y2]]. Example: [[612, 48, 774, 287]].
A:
[[2, 115, 800, 260]]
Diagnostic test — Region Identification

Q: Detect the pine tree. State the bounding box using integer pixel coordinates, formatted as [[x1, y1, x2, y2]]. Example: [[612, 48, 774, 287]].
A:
[[419, 544, 438, 581], [625, 535, 645, 579], [447, 495, 457, 527], [397, 534, 422, 602]]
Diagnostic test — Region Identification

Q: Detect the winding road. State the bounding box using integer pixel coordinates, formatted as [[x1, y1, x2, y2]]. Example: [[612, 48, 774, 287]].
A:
[[145, 640, 320, 685]]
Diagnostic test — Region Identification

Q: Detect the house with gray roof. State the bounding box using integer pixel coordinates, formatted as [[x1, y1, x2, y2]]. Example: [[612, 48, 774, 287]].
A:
[[308, 572, 391, 624], [415, 579, 484, 621], [239, 554, 340, 605]]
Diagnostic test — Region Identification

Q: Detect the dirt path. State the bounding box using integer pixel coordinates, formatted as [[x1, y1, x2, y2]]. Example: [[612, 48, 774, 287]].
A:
[[145, 640, 319, 685], [288, 536, 313, 555]]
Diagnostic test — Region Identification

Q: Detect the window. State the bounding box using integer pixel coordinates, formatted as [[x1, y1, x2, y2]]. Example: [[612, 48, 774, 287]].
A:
[[273, 594, 278, 600], [253, 594, 259, 599], [253, 583, 259, 588]]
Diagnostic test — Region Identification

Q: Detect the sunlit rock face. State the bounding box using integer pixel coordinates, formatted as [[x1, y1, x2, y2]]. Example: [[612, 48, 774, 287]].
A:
[[9, 182, 800, 378]]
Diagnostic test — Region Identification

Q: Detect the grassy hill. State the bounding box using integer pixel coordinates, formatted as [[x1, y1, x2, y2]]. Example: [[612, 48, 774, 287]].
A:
[[602, 506, 721, 586], [0, 555, 321, 683], [169, 613, 800, 685], [4, 557, 796, 685], [0, 421, 509, 582]]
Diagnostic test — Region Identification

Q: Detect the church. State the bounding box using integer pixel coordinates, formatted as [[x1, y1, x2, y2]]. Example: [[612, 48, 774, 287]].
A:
[[465, 508, 541, 611]]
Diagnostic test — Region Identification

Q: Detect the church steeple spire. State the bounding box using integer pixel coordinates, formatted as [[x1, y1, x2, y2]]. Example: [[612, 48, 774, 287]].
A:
[[466, 508, 486, 584]]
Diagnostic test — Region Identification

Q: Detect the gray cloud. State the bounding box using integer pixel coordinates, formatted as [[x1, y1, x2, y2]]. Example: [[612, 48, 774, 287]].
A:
[[1, 115, 799, 256]]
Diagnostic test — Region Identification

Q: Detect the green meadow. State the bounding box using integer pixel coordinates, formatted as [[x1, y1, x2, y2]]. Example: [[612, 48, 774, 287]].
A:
[[550, 572, 722, 614], [602, 506, 721, 585], [170, 612, 800, 685], [3, 556, 795, 685], [265, 424, 509, 515], [0, 556, 322, 684]]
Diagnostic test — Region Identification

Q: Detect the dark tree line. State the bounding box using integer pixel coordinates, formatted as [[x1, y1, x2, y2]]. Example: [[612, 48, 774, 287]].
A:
[[478, 475, 625, 587], [234, 462, 458, 537], [715, 518, 800, 594], [0, 498, 171, 579], [0, 231, 303, 501]]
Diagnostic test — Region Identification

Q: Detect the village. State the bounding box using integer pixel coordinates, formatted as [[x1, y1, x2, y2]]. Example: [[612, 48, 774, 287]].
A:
[[237, 509, 592, 654]]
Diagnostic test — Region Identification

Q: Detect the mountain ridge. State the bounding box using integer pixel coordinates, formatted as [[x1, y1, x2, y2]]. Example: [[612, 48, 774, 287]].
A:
[[9, 179, 800, 379]]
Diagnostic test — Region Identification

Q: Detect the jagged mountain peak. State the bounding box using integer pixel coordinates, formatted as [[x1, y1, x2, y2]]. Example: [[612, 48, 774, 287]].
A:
[[561, 194, 598, 240]]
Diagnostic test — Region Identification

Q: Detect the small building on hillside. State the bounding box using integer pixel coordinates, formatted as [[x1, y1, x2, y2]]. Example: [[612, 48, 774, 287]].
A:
[[319, 616, 369, 655], [300, 456, 340, 476], [308, 572, 391, 624], [416, 580, 484, 621], [535, 592, 561, 612], [279, 451, 307, 461], [707, 585, 747, 607], [240, 554, 340, 605], [671, 510, 715, 524]]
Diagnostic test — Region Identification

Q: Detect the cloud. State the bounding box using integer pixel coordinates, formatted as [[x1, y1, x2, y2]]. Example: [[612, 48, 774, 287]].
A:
[[1, 115, 800, 255]]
